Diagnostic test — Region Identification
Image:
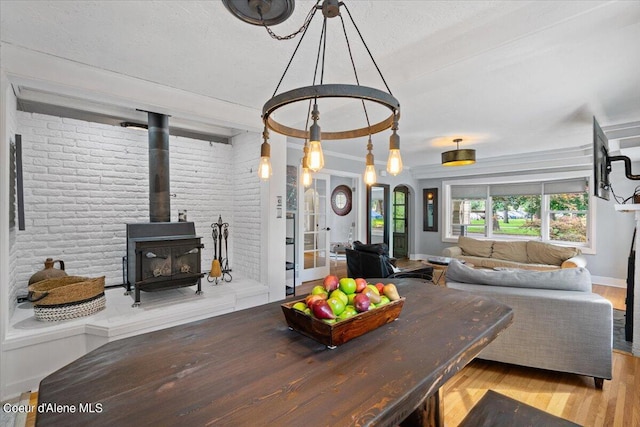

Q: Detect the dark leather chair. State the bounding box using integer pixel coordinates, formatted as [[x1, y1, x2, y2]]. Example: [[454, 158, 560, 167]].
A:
[[345, 241, 433, 281]]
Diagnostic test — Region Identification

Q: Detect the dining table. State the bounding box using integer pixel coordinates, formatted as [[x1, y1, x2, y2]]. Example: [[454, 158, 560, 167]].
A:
[[36, 278, 513, 427]]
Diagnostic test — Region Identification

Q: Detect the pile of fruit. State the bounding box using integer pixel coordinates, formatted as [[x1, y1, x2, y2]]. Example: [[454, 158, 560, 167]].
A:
[[292, 275, 401, 323]]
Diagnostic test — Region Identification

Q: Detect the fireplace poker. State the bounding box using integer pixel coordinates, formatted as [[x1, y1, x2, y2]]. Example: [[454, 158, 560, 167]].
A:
[[222, 223, 232, 282]]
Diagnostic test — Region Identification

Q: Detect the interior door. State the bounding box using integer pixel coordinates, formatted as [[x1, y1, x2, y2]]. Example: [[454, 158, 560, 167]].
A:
[[392, 185, 409, 258], [299, 173, 330, 282], [367, 184, 389, 245]]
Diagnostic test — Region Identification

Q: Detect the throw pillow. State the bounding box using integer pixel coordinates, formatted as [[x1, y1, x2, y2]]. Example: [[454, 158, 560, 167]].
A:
[[458, 236, 493, 257], [491, 241, 528, 263], [527, 241, 579, 266], [445, 259, 591, 292]]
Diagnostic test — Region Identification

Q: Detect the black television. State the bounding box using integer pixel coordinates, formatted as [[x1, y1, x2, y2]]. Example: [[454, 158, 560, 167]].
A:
[[593, 117, 611, 200], [593, 116, 640, 201]]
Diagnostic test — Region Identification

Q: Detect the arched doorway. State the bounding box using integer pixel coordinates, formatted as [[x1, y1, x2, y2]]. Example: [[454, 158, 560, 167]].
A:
[[392, 185, 410, 258]]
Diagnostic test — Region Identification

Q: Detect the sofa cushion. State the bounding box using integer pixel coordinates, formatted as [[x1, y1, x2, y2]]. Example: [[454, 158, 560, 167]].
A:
[[456, 255, 560, 271], [445, 259, 592, 292], [527, 241, 580, 266], [491, 240, 528, 263], [458, 236, 493, 257]]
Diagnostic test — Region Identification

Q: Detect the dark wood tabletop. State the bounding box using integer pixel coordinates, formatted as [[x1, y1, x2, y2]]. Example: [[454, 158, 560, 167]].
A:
[[36, 279, 513, 427]]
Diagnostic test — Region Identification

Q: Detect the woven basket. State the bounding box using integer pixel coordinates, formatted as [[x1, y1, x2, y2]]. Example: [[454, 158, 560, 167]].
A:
[[28, 276, 106, 321]]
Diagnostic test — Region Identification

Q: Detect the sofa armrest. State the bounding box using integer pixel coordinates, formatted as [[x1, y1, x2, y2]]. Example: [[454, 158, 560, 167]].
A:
[[442, 246, 462, 257], [562, 254, 587, 269]]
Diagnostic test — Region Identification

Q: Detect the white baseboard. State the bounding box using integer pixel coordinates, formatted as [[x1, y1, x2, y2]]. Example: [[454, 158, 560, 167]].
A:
[[590, 275, 627, 288]]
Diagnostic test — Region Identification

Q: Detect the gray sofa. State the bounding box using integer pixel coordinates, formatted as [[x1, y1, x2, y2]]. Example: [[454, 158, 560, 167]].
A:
[[445, 260, 612, 388]]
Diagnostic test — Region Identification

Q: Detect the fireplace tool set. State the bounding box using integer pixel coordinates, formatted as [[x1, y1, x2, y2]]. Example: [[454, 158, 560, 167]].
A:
[[208, 215, 232, 284]]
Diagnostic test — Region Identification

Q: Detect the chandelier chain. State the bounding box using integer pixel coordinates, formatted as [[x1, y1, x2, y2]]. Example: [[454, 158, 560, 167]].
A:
[[341, 3, 394, 97], [259, 1, 320, 40], [269, 3, 320, 98]]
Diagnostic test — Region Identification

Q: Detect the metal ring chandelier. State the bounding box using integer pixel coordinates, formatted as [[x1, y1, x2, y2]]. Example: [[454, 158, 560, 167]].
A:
[[263, 84, 400, 141], [223, 0, 403, 184]]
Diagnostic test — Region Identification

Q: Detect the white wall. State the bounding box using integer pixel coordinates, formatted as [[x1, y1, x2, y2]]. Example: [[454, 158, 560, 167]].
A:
[[588, 160, 638, 284], [329, 176, 356, 245], [0, 70, 17, 400]]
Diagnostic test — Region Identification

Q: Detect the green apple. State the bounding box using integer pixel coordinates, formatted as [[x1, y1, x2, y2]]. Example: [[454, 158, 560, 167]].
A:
[[338, 307, 357, 320], [330, 289, 349, 305], [311, 285, 329, 298], [292, 302, 307, 311], [338, 277, 357, 294], [326, 296, 346, 316], [347, 293, 357, 305], [378, 295, 390, 305]]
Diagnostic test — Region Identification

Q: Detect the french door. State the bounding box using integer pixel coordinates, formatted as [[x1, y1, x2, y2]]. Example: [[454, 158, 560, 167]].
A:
[[299, 173, 330, 282], [392, 185, 409, 258]]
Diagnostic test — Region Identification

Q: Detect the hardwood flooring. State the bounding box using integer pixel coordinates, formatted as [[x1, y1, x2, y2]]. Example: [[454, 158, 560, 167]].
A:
[[297, 259, 638, 427]]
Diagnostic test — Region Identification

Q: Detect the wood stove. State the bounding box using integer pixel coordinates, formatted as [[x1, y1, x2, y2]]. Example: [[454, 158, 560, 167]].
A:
[[126, 222, 203, 307]]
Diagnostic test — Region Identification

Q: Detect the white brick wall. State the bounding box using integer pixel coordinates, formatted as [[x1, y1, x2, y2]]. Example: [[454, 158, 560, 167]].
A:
[[231, 132, 262, 280], [9, 112, 262, 308]]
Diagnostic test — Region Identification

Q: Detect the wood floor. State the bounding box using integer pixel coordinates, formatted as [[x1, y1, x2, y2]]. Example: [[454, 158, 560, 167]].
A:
[[297, 258, 638, 427]]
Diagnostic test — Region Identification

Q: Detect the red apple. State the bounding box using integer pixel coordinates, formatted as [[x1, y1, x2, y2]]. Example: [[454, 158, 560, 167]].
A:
[[323, 275, 340, 292], [353, 293, 371, 313], [355, 278, 367, 293]]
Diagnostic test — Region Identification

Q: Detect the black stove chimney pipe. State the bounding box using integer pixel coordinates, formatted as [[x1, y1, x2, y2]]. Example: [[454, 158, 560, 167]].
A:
[[148, 112, 170, 222]]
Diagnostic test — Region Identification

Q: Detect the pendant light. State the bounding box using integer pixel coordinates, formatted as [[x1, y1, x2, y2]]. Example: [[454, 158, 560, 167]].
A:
[[257, 127, 272, 180], [442, 138, 476, 166], [386, 115, 402, 175], [363, 137, 377, 185], [307, 104, 324, 172]]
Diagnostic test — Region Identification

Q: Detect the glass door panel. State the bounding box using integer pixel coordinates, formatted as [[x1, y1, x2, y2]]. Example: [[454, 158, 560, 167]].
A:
[[300, 174, 330, 281], [392, 186, 409, 258]]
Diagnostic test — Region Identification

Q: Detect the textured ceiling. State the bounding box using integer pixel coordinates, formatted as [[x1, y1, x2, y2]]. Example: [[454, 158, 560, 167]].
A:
[[1, 0, 639, 170]]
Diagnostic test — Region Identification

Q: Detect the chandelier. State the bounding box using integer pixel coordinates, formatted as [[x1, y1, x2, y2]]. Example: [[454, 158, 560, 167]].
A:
[[223, 0, 402, 185]]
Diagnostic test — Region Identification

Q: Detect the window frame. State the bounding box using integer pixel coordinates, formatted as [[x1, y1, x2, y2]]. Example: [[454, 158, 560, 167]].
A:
[[442, 171, 595, 253]]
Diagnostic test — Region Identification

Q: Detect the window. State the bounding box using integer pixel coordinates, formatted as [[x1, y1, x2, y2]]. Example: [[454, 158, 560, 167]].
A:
[[444, 173, 592, 250]]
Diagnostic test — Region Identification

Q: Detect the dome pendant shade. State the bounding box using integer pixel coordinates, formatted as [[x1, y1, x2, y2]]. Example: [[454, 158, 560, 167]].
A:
[[222, 0, 295, 26], [441, 149, 476, 166], [442, 138, 476, 166]]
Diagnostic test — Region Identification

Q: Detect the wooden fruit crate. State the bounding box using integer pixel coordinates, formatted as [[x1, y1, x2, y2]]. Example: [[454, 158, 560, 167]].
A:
[[281, 297, 405, 348]]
